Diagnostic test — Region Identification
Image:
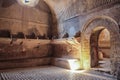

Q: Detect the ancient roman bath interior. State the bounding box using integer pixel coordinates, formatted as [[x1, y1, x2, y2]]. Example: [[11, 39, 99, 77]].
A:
[[0, 0, 120, 80]]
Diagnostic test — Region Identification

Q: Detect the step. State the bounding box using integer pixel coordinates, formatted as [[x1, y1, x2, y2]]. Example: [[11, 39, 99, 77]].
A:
[[52, 58, 81, 70]]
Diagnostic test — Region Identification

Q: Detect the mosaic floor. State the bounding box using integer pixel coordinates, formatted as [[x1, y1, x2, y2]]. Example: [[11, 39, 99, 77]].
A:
[[0, 66, 116, 80]]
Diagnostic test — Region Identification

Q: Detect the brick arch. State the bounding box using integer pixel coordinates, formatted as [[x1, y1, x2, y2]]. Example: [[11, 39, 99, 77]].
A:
[[82, 16, 118, 32], [81, 16, 120, 75]]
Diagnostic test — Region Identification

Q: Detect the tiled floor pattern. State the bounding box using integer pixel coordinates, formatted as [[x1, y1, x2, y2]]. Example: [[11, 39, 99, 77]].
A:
[[0, 66, 116, 80]]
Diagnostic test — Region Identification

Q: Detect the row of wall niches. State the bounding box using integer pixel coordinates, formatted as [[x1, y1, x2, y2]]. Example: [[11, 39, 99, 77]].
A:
[[0, 30, 49, 39]]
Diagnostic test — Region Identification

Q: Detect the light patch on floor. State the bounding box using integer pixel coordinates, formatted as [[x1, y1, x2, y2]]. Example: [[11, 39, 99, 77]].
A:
[[0, 66, 116, 80]]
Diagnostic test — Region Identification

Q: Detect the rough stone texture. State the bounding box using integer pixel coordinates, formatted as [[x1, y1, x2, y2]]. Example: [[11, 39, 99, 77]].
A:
[[51, 38, 81, 70], [0, 38, 52, 69], [98, 29, 110, 58], [51, 38, 81, 59], [0, 0, 52, 39], [46, 1, 120, 77], [52, 58, 81, 70], [0, 0, 53, 69], [45, 0, 120, 38], [116, 62, 120, 80], [58, 4, 120, 38], [0, 0, 120, 79]]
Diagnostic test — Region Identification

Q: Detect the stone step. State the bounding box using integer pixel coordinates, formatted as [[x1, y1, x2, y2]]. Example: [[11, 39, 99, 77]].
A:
[[52, 58, 81, 70], [92, 68, 111, 73], [99, 58, 111, 67], [99, 58, 110, 64]]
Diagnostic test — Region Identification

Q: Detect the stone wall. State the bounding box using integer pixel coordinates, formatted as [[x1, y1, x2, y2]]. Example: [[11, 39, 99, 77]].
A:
[[51, 38, 81, 70], [0, 1, 120, 78], [0, 38, 51, 69], [0, 0, 53, 69], [0, 0, 52, 39], [98, 29, 111, 58], [46, 0, 120, 77]]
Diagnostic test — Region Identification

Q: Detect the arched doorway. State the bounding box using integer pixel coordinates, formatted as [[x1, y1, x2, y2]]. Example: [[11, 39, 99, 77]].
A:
[[81, 16, 120, 75], [90, 27, 111, 72]]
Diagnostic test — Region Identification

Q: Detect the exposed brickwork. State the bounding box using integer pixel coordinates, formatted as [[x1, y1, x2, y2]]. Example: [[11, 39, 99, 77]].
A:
[[0, 0, 120, 79], [51, 38, 81, 59], [46, 1, 120, 78], [81, 17, 120, 76]]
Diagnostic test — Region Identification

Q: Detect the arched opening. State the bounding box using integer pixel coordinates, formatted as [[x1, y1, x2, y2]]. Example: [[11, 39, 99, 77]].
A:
[[98, 29, 111, 59], [81, 16, 120, 75], [90, 27, 111, 72]]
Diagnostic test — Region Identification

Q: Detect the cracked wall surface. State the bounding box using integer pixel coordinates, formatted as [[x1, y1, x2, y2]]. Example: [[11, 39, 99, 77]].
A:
[[0, 0, 120, 78]]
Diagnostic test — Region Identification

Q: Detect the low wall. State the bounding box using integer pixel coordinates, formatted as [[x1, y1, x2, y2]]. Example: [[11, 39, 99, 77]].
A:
[[51, 38, 82, 70], [0, 38, 52, 69]]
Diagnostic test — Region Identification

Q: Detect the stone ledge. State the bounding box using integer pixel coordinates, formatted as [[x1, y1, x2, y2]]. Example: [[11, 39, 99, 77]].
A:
[[0, 58, 51, 69], [51, 58, 81, 70]]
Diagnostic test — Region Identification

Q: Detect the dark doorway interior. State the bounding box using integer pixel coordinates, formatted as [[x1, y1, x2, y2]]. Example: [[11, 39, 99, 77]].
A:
[[90, 28, 111, 72]]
